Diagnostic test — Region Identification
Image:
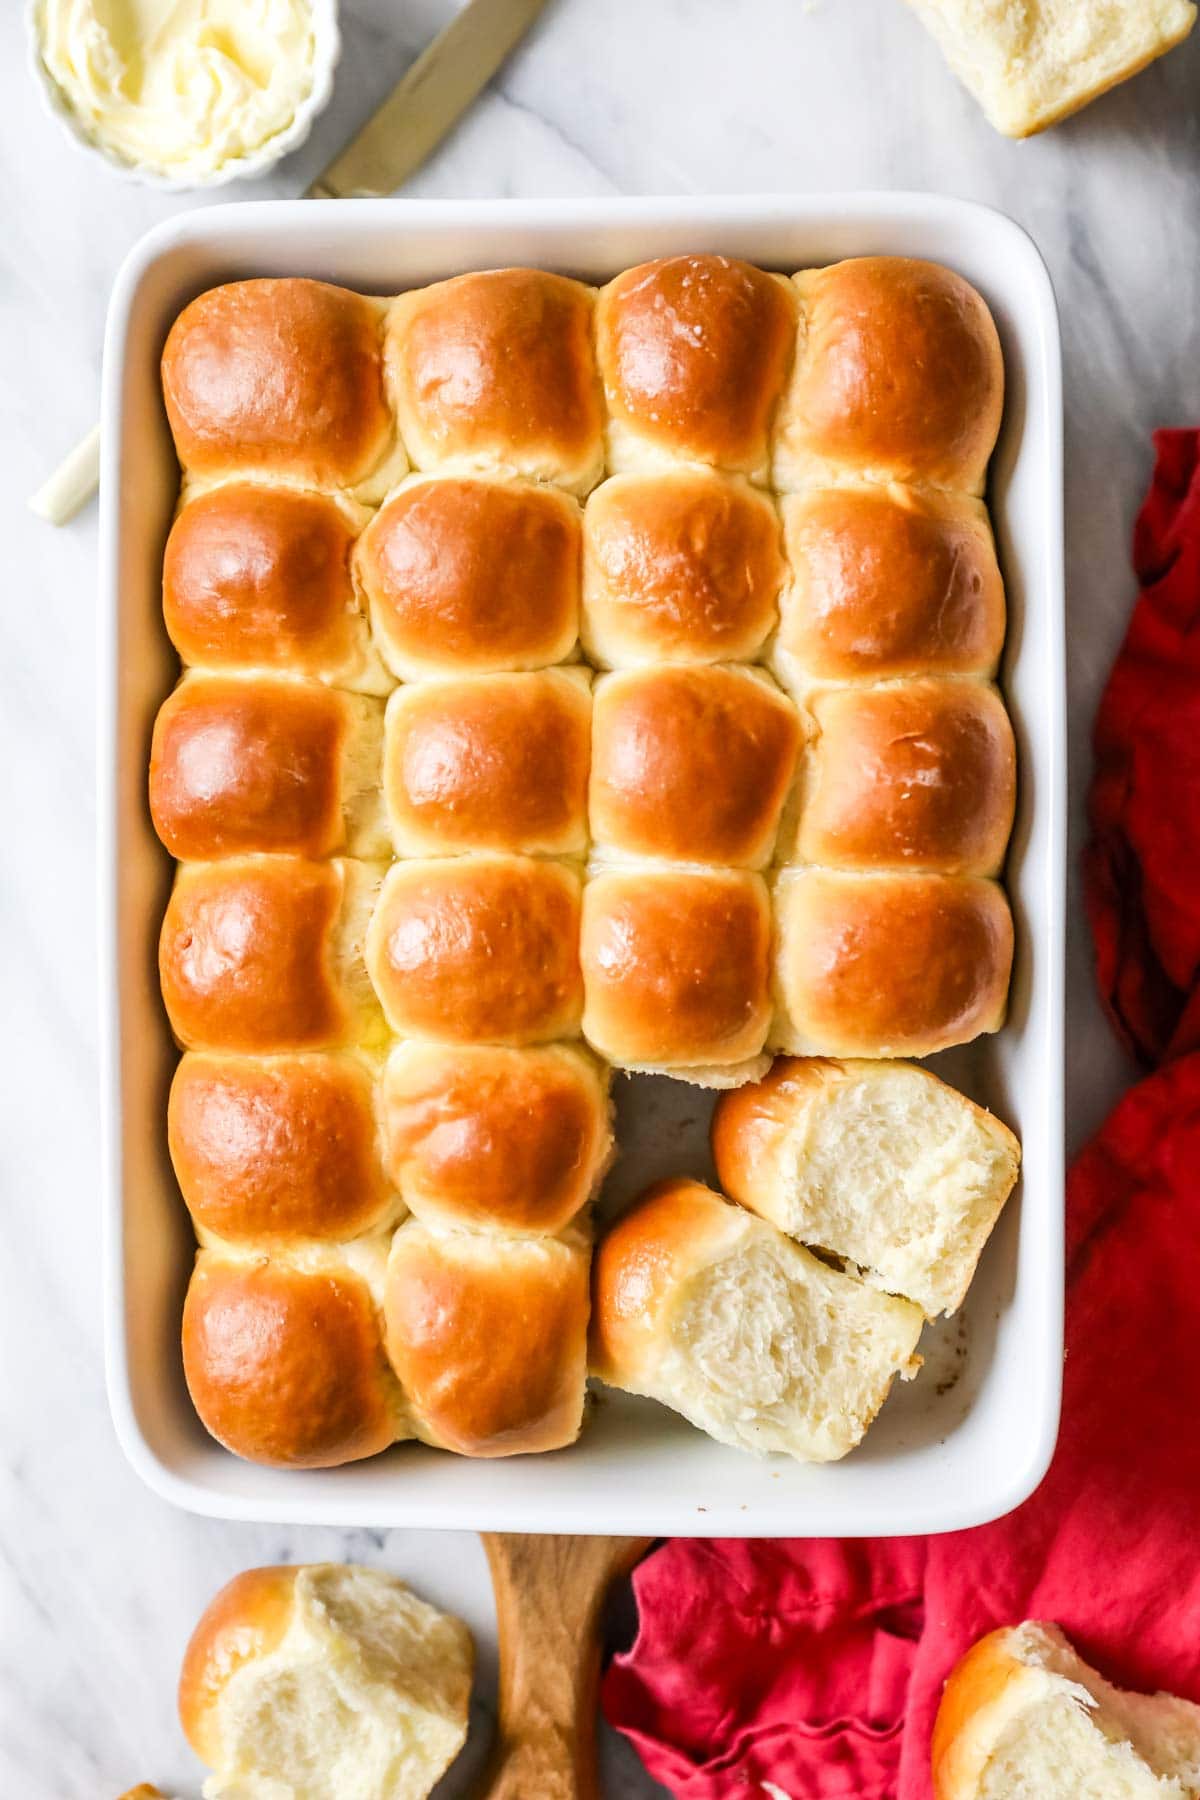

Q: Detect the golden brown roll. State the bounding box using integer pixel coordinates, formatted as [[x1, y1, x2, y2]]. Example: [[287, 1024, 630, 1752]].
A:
[[581, 868, 772, 1081], [380, 1042, 611, 1235], [790, 679, 1016, 876], [366, 854, 583, 1046], [384, 1220, 590, 1456], [161, 279, 402, 497], [589, 665, 801, 868], [590, 1178, 924, 1462], [162, 482, 384, 690], [179, 1565, 473, 1800], [160, 856, 384, 1053], [774, 258, 1004, 495], [776, 485, 1006, 687], [181, 1244, 401, 1467], [169, 1051, 397, 1247], [596, 255, 797, 479], [384, 670, 592, 859], [150, 674, 387, 862], [354, 473, 582, 681], [581, 468, 784, 668], [772, 869, 1014, 1057], [386, 270, 603, 493]]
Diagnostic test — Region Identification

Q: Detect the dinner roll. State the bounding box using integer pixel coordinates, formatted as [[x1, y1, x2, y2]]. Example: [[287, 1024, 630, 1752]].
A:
[[384, 670, 592, 859], [772, 870, 1013, 1057], [162, 483, 386, 690], [581, 868, 772, 1083], [789, 679, 1016, 876], [712, 1057, 1021, 1317], [366, 854, 583, 1046], [384, 1220, 590, 1456], [932, 1621, 1200, 1800], [160, 857, 385, 1053], [150, 674, 387, 862], [908, 1, 1197, 140], [182, 1243, 401, 1467], [162, 279, 403, 498], [582, 468, 784, 667], [589, 665, 801, 868], [169, 1051, 397, 1248], [179, 1563, 473, 1800], [354, 473, 581, 681], [386, 269, 603, 493], [775, 485, 1006, 688], [774, 258, 1004, 495], [381, 1042, 611, 1235], [596, 255, 797, 480], [591, 1179, 923, 1461]]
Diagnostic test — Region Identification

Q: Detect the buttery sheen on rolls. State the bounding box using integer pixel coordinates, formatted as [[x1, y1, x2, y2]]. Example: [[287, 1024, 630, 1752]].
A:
[[162, 482, 385, 692], [597, 254, 797, 479], [366, 854, 583, 1046], [386, 269, 604, 493], [150, 674, 387, 861], [581, 868, 772, 1082], [160, 856, 385, 1054], [162, 279, 403, 498], [155, 254, 1017, 1474], [772, 870, 1013, 1059], [355, 473, 582, 680], [381, 1042, 611, 1235], [790, 679, 1016, 876], [384, 1221, 591, 1456], [590, 665, 801, 868], [182, 1242, 401, 1468], [774, 258, 1004, 494], [384, 670, 591, 859], [582, 468, 785, 667], [775, 484, 1006, 688], [169, 1050, 397, 1249]]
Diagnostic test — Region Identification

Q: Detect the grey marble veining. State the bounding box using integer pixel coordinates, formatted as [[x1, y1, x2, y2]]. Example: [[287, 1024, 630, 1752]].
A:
[[4, 1, 1198, 1794]]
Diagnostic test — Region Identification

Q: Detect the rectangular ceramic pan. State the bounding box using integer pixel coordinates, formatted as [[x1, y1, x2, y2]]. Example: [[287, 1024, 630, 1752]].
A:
[[100, 194, 1065, 1536]]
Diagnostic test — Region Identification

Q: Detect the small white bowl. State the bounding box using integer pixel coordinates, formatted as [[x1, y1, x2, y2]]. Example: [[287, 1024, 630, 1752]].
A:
[[27, 0, 341, 192]]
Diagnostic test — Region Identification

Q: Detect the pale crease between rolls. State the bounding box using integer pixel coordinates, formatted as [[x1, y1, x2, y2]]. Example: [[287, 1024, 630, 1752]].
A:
[[154, 254, 1020, 1469]]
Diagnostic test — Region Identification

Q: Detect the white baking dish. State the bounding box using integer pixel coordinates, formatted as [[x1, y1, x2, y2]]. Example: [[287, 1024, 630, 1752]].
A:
[[99, 194, 1065, 1536]]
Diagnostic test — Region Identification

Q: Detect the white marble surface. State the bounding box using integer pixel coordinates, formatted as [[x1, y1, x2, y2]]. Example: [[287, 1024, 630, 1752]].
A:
[[3, 1, 1199, 1794]]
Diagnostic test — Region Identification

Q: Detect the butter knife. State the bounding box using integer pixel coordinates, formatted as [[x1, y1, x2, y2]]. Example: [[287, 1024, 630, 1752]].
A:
[[308, 0, 551, 199]]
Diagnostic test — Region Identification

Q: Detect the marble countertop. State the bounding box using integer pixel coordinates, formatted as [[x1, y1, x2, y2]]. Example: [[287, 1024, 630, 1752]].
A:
[[4, 1, 1199, 1794]]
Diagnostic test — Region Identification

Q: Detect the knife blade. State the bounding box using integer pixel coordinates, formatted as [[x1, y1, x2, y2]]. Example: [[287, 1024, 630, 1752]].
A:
[[306, 0, 551, 200]]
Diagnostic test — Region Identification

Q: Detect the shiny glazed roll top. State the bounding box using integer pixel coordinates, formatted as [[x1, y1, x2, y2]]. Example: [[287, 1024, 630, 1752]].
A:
[[353, 474, 582, 681], [161, 279, 402, 497], [596, 254, 797, 479], [385, 269, 604, 493], [773, 257, 1004, 494], [365, 854, 583, 1046]]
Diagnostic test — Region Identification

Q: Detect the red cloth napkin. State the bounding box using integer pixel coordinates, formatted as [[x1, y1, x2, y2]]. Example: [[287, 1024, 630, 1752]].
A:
[[603, 430, 1200, 1800], [1085, 429, 1200, 1063]]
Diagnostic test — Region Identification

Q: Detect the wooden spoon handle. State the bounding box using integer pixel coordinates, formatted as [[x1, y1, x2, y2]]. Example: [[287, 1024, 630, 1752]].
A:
[[479, 1533, 652, 1800]]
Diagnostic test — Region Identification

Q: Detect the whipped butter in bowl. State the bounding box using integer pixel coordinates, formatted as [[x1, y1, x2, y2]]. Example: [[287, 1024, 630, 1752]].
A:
[[32, 0, 340, 187]]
